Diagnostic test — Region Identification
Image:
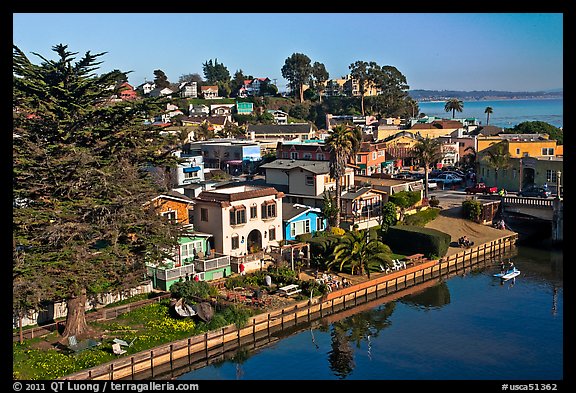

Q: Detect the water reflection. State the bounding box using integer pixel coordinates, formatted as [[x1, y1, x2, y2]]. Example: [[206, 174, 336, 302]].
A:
[[176, 245, 562, 380]]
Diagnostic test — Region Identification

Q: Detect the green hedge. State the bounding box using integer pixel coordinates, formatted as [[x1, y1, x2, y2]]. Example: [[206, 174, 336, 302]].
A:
[[382, 225, 451, 259]]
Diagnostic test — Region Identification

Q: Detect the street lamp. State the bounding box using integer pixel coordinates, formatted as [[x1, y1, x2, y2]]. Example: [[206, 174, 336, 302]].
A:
[[556, 171, 561, 198]]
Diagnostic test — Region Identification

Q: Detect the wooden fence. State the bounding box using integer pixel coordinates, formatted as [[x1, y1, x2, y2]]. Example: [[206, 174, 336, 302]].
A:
[[61, 233, 518, 381], [13, 293, 172, 342]]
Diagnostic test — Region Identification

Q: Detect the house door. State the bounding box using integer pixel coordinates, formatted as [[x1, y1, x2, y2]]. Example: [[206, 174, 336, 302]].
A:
[[247, 229, 262, 254], [523, 168, 535, 188]]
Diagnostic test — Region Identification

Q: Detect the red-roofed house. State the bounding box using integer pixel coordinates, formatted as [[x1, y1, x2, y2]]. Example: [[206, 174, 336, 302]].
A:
[[119, 82, 138, 101], [200, 85, 219, 99]]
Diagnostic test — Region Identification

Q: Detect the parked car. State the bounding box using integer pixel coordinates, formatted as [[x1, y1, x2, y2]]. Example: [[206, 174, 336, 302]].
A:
[[428, 173, 463, 185], [518, 185, 552, 198], [465, 183, 498, 195]]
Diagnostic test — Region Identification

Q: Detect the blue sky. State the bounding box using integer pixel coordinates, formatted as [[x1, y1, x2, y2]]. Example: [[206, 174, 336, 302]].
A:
[[13, 13, 563, 92]]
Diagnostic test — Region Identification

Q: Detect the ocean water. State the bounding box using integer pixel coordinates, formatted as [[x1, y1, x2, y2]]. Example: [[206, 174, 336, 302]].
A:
[[176, 245, 563, 381], [417, 98, 563, 129]]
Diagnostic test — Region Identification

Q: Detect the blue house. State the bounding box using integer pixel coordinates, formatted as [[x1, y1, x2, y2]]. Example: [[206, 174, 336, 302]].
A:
[[282, 203, 327, 241]]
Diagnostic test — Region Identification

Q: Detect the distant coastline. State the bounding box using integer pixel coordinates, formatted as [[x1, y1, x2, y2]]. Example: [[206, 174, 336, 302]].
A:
[[410, 89, 563, 102], [418, 97, 563, 104]]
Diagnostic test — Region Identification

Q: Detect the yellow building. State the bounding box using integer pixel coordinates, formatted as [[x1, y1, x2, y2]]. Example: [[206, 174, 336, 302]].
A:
[[477, 135, 563, 158]]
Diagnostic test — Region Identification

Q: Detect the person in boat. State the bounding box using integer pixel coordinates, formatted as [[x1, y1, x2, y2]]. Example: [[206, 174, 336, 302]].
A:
[[508, 261, 515, 272], [500, 261, 506, 274]]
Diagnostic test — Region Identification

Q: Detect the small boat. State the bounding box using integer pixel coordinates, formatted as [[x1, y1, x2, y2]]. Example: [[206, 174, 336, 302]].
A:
[[493, 267, 520, 281], [174, 298, 197, 318]]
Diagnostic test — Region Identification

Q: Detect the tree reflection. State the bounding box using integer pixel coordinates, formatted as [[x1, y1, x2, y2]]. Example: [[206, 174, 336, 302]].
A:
[[327, 302, 396, 378], [400, 281, 451, 310]]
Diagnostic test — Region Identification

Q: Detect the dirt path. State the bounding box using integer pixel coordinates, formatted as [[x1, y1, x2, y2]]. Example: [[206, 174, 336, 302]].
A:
[[424, 206, 515, 256]]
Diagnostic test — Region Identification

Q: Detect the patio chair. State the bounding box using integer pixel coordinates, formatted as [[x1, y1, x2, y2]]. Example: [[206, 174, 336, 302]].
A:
[[112, 343, 127, 355]]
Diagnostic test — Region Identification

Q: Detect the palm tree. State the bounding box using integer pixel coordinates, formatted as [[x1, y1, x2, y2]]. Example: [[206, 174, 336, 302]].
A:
[[482, 141, 511, 188], [329, 229, 393, 279], [462, 146, 477, 173], [324, 124, 362, 228], [444, 98, 464, 118], [484, 106, 493, 125], [412, 137, 445, 199]]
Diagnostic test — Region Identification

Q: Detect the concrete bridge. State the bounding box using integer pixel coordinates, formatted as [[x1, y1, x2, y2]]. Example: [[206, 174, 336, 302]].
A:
[[497, 195, 563, 243]]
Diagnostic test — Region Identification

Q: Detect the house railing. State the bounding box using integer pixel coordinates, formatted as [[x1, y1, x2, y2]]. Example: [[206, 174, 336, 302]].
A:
[[147, 264, 196, 282], [147, 254, 230, 279], [230, 251, 265, 267], [194, 254, 230, 272]]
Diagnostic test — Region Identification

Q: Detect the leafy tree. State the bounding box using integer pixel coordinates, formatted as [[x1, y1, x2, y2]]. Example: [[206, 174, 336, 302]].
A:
[[322, 189, 339, 228], [349, 60, 379, 116], [389, 190, 421, 222], [462, 146, 477, 173], [13, 44, 186, 340], [484, 106, 493, 125], [406, 96, 420, 119], [311, 61, 329, 103], [202, 59, 231, 97], [230, 69, 250, 96], [505, 121, 563, 145], [153, 69, 171, 89], [481, 141, 511, 188], [218, 122, 245, 138], [369, 65, 410, 117], [378, 201, 398, 231], [444, 98, 464, 118], [281, 53, 312, 103], [329, 229, 393, 279], [412, 137, 445, 199], [195, 122, 215, 140], [179, 73, 203, 84], [324, 124, 362, 228], [288, 103, 310, 120]]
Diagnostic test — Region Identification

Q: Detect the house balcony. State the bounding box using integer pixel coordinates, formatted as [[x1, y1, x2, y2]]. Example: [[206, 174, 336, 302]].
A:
[[146, 253, 230, 282]]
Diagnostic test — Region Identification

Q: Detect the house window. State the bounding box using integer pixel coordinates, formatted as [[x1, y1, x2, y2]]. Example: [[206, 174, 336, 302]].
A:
[[290, 219, 311, 237], [200, 208, 208, 222], [261, 201, 276, 219], [516, 148, 520, 155], [250, 204, 258, 219], [290, 152, 298, 159], [541, 148, 554, 156], [184, 171, 198, 180], [230, 206, 247, 225], [268, 227, 276, 241], [231, 234, 239, 250], [162, 210, 177, 222], [317, 153, 325, 160], [305, 176, 314, 186], [316, 217, 325, 231], [546, 170, 558, 183], [283, 152, 289, 159], [303, 153, 312, 160], [356, 155, 362, 163], [372, 152, 377, 160], [378, 150, 385, 157], [181, 241, 203, 259]]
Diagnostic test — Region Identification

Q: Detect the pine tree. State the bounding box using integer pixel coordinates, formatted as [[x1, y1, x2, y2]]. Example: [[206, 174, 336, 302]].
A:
[[13, 44, 187, 340]]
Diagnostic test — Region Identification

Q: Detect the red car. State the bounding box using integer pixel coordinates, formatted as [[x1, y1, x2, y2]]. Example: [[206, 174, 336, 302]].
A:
[[465, 183, 498, 195]]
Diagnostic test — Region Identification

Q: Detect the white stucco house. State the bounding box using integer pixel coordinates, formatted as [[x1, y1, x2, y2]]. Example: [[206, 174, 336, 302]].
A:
[[192, 185, 284, 273]]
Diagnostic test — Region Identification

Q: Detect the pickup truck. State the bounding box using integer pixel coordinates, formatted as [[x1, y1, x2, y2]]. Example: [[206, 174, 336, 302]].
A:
[[465, 183, 498, 195]]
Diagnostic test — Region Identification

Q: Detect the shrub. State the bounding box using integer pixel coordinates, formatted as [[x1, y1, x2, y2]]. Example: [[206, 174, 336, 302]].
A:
[[403, 208, 440, 226], [382, 225, 451, 258], [462, 199, 482, 222], [170, 281, 218, 302]]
